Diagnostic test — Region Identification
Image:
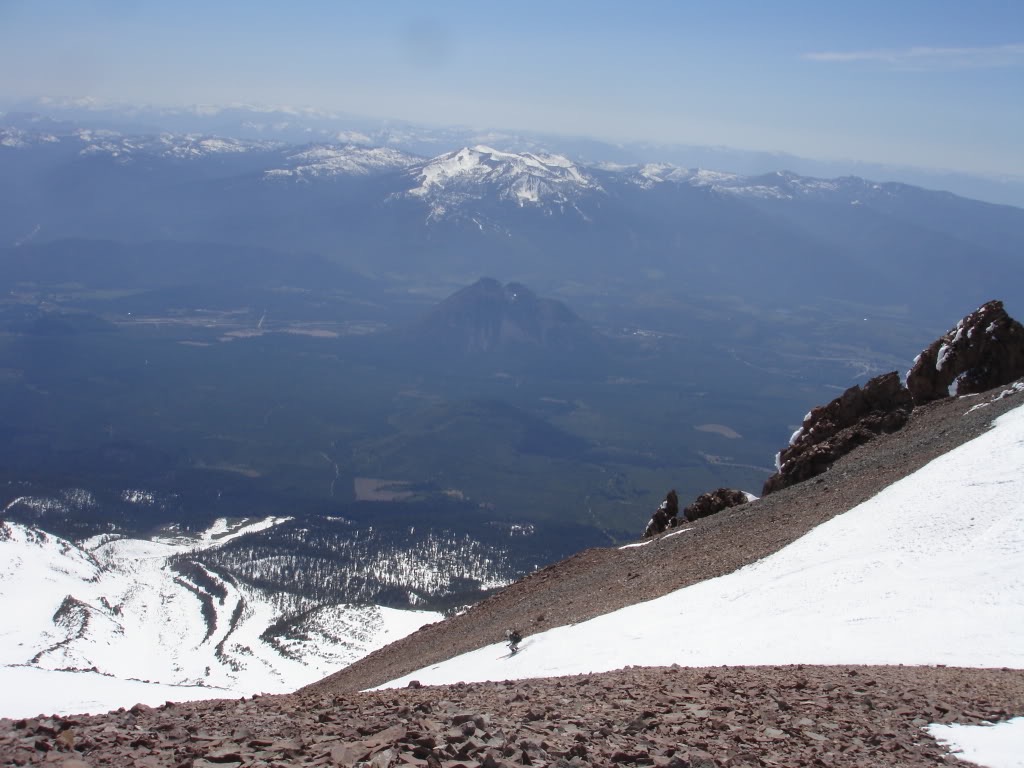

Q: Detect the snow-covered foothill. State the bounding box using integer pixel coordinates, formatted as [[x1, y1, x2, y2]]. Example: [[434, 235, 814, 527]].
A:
[[0, 517, 441, 717]]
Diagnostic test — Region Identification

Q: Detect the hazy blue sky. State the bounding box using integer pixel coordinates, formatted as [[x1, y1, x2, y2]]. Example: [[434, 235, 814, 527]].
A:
[[1, 0, 1021, 175]]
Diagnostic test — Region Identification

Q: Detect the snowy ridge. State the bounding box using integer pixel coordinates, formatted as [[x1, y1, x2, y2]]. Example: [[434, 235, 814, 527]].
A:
[[5, 127, 284, 160], [264, 144, 418, 179], [0, 127, 60, 148], [74, 130, 279, 160], [1, 120, 926, 212], [0, 518, 440, 716], [404, 145, 601, 221], [624, 163, 895, 203]]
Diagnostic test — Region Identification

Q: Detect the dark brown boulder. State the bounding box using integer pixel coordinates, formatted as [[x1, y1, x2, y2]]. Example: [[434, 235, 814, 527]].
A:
[[643, 490, 680, 538], [906, 300, 1024, 405], [762, 371, 913, 495], [683, 488, 750, 522]]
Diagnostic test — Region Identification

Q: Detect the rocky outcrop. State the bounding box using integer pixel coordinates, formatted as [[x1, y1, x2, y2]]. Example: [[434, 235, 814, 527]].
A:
[[763, 301, 1024, 495], [906, 300, 1024, 404], [683, 488, 749, 522], [762, 371, 913, 495], [642, 490, 679, 538]]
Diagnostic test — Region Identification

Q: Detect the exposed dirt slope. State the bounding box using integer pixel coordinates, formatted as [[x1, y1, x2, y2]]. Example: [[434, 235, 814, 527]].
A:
[[307, 384, 1024, 695]]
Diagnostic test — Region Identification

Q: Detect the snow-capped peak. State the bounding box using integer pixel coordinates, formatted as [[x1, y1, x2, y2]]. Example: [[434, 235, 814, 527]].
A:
[[405, 145, 601, 217]]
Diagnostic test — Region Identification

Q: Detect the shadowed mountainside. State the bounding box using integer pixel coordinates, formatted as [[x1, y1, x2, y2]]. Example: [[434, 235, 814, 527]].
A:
[[408, 277, 608, 359]]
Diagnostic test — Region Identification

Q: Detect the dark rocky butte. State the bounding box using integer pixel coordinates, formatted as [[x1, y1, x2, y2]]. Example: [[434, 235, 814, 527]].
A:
[[413, 278, 605, 356]]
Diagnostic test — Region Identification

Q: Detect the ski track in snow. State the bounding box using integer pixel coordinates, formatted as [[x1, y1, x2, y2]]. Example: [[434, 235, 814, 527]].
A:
[[0, 517, 441, 718], [381, 402, 1024, 767]]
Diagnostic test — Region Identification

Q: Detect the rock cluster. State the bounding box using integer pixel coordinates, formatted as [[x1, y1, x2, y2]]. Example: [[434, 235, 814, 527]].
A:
[[762, 372, 913, 495], [644, 487, 749, 537], [643, 491, 680, 538], [906, 299, 1024, 404], [682, 490, 749, 523], [3, 665, 1023, 767], [762, 300, 1024, 495]]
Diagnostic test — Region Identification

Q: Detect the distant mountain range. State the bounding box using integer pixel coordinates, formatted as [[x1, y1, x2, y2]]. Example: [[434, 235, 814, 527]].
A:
[[5, 99, 1022, 207], [2, 119, 1023, 325]]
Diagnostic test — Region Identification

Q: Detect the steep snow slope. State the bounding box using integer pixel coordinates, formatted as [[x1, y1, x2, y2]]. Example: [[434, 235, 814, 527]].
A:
[[0, 518, 440, 717], [382, 401, 1024, 685]]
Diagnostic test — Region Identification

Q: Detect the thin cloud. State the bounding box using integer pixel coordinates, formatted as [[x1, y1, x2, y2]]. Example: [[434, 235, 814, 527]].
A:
[[803, 43, 1024, 70]]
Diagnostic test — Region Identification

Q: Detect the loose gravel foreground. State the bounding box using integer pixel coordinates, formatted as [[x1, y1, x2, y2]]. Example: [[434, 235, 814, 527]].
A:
[[3, 665, 1024, 767]]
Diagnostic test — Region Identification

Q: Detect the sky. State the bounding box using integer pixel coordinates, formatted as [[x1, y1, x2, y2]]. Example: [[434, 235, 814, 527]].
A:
[[0, 1, 1022, 173]]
